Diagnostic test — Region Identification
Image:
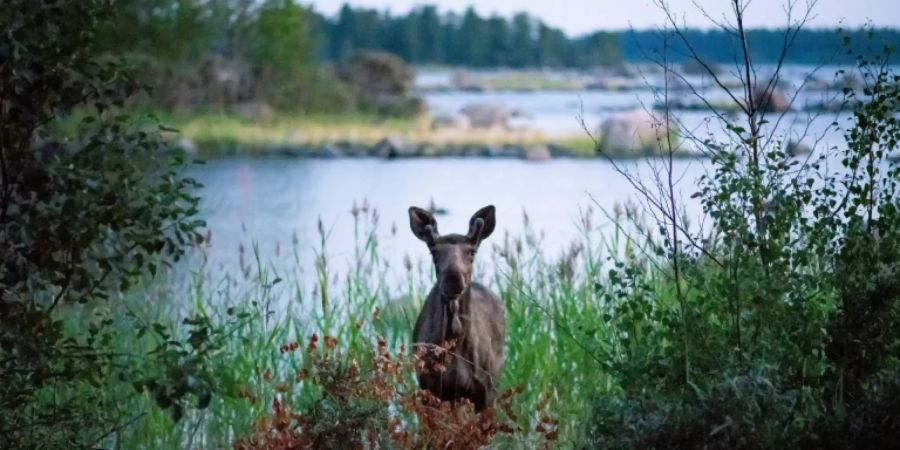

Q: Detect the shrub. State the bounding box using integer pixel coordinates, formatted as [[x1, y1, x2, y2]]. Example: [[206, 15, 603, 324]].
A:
[[337, 51, 424, 117], [234, 332, 557, 450], [1, 0, 204, 447], [582, 27, 900, 450]]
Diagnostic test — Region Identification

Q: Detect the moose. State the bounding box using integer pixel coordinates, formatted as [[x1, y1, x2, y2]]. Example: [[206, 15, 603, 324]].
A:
[[409, 205, 506, 411]]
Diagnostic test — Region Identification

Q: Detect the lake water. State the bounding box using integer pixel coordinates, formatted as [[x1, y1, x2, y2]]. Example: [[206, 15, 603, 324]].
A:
[[188, 157, 708, 292], [189, 65, 867, 295], [422, 82, 850, 153]]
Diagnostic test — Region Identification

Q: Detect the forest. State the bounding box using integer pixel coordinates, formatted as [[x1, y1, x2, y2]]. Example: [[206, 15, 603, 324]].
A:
[[102, 1, 900, 69], [317, 5, 900, 66], [90, 1, 900, 115], [2, 0, 899, 449]]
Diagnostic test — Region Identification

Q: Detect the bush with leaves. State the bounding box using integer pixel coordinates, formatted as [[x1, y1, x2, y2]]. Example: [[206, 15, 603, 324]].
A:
[[337, 51, 424, 117], [234, 327, 558, 450], [581, 10, 900, 447], [0, 0, 206, 447]]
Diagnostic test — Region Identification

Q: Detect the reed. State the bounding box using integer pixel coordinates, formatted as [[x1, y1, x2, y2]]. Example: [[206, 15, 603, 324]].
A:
[[82, 204, 630, 448]]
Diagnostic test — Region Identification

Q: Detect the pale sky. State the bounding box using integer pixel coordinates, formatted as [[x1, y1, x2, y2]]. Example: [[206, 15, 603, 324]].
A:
[[306, 0, 898, 35]]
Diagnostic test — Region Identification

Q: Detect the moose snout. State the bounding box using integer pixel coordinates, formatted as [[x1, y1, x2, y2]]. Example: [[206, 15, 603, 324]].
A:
[[441, 271, 468, 298]]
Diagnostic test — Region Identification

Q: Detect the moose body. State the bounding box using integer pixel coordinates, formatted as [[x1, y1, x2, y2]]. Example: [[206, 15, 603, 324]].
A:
[[409, 205, 506, 410]]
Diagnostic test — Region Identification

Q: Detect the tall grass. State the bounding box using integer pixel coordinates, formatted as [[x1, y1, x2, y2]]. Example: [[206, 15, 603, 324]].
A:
[[81, 204, 641, 448], [174, 112, 559, 154]]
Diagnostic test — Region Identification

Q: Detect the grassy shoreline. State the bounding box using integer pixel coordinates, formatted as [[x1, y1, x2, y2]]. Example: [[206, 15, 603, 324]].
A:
[[80, 209, 619, 448], [168, 112, 703, 160], [51, 110, 700, 159], [171, 111, 600, 157]]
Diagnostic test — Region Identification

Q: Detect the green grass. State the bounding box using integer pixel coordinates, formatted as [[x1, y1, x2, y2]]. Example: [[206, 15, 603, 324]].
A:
[[478, 73, 587, 91], [172, 111, 580, 156], [66, 206, 642, 448], [49, 108, 702, 159], [168, 112, 702, 159], [49, 109, 602, 157]]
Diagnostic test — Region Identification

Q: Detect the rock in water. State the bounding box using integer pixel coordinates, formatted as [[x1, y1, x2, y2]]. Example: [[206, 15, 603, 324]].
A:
[[598, 109, 675, 155], [752, 85, 791, 113], [525, 146, 552, 161], [373, 136, 417, 158], [460, 103, 512, 129], [431, 113, 471, 130]]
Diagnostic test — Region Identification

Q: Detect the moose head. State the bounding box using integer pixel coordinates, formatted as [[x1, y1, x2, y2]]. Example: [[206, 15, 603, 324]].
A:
[[409, 205, 496, 295], [409, 205, 496, 334]]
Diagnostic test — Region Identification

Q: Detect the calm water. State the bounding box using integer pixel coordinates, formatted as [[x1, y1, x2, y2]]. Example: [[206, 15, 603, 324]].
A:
[[423, 86, 849, 150], [188, 157, 707, 289], [420, 65, 855, 152], [189, 65, 867, 295]]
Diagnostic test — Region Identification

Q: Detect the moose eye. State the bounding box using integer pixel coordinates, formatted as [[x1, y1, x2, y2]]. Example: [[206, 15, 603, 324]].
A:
[[466, 249, 476, 259]]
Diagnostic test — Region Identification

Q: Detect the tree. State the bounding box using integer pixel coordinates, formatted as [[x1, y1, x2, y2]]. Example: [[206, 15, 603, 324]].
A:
[[1, 1, 205, 447], [537, 24, 570, 67], [573, 32, 622, 68], [509, 13, 536, 67], [248, 0, 319, 109], [418, 6, 444, 63], [97, 0, 214, 64], [337, 51, 421, 116], [582, 0, 900, 447], [457, 7, 488, 66]]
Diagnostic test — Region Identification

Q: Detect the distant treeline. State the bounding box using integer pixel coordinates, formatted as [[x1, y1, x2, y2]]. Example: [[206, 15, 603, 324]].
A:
[[620, 28, 900, 65], [95, 1, 900, 113], [314, 5, 900, 67], [313, 5, 622, 68]]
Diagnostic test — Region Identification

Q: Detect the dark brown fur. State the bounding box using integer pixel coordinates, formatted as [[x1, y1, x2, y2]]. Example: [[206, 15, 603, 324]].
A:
[[409, 205, 506, 410]]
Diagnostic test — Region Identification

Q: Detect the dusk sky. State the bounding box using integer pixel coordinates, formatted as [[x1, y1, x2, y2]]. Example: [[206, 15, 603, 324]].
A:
[[308, 0, 898, 35]]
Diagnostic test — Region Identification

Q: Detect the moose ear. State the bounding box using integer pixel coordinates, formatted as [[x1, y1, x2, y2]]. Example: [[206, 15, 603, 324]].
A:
[[467, 205, 496, 244], [409, 206, 438, 244]]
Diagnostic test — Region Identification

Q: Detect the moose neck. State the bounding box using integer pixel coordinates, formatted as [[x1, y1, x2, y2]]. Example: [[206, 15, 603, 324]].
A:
[[442, 287, 470, 340]]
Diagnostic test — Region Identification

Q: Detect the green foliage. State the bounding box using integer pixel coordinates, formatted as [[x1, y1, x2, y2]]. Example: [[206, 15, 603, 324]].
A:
[[4, 2, 900, 448], [622, 27, 900, 64], [246, 0, 319, 111], [580, 36, 900, 449], [318, 5, 898, 67], [337, 52, 422, 117], [0, 0, 204, 447], [96, 0, 215, 64], [96, 0, 357, 113], [322, 5, 623, 68], [586, 371, 805, 449]]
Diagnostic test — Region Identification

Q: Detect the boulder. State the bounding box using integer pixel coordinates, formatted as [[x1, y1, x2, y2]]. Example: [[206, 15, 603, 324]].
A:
[[598, 109, 674, 155], [373, 136, 416, 158], [318, 146, 344, 158], [547, 144, 580, 158], [752, 85, 791, 113], [337, 51, 419, 116], [452, 71, 486, 92], [525, 146, 552, 161], [431, 113, 471, 130], [486, 146, 521, 158], [460, 103, 512, 129]]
